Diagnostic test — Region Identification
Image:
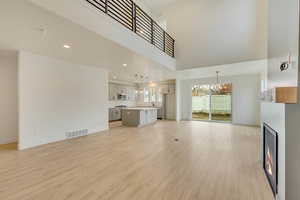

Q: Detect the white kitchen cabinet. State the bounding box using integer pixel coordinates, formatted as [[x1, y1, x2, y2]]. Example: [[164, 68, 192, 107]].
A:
[[109, 83, 137, 101], [109, 84, 118, 101]]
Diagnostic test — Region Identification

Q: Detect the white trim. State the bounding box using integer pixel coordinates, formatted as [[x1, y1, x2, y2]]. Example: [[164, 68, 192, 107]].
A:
[[0, 137, 18, 145]]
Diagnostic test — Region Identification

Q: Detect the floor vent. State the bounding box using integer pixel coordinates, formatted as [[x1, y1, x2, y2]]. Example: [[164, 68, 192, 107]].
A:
[[66, 129, 88, 139]]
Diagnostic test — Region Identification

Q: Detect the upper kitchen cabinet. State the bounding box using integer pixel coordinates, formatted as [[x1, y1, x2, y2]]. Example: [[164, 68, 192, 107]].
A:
[[109, 82, 138, 101], [109, 83, 117, 101], [160, 83, 176, 94], [128, 87, 138, 101]]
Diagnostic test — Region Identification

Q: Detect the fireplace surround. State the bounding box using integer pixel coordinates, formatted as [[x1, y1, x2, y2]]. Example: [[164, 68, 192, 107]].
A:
[[263, 123, 278, 197]]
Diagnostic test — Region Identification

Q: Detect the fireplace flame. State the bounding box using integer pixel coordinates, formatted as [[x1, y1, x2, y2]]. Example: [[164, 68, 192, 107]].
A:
[[266, 148, 273, 176]]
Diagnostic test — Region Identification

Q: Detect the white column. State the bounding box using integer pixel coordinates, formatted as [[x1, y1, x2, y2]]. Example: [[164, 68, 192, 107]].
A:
[[176, 79, 181, 121]]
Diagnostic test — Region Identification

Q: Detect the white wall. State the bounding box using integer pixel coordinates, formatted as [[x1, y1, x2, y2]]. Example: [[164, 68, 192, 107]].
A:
[[162, 0, 267, 69], [261, 102, 286, 200], [0, 52, 18, 144], [18, 51, 109, 150], [267, 0, 299, 89], [168, 59, 267, 80], [261, 0, 299, 199], [179, 74, 261, 126], [285, 103, 300, 200]]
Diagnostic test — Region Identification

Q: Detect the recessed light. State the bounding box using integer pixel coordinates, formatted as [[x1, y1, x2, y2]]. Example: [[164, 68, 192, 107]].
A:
[[113, 76, 117, 79], [123, 64, 128, 67], [63, 44, 71, 49]]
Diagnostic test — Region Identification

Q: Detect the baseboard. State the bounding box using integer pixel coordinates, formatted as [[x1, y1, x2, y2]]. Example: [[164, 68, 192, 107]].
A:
[[0, 137, 18, 145], [232, 123, 260, 127], [19, 125, 109, 151]]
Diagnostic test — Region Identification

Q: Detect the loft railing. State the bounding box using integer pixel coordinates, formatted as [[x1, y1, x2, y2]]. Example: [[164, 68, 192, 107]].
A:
[[86, 0, 175, 58]]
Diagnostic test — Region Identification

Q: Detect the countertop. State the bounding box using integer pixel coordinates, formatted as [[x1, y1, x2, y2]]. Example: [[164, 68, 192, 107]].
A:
[[122, 107, 159, 111]]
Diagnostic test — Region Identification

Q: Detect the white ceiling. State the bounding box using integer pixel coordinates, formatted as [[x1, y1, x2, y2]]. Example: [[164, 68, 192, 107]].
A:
[[0, 0, 170, 83], [141, 0, 267, 70], [138, 0, 181, 16], [162, 0, 268, 70]]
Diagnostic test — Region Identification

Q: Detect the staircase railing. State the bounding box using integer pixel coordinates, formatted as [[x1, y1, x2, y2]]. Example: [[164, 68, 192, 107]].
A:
[[86, 0, 175, 58]]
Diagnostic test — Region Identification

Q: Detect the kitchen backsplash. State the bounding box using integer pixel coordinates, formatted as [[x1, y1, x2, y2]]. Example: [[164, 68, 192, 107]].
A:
[[109, 100, 136, 108]]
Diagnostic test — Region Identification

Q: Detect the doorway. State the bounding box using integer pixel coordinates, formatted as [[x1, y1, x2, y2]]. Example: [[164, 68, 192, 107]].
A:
[[192, 83, 232, 122]]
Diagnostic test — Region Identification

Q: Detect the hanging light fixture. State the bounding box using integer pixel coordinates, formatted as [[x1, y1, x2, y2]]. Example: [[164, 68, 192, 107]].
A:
[[216, 71, 220, 84], [134, 73, 149, 82]]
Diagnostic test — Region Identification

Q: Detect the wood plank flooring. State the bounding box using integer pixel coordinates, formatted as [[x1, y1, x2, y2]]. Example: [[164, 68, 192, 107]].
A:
[[0, 121, 273, 200], [0, 142, 17, 151]]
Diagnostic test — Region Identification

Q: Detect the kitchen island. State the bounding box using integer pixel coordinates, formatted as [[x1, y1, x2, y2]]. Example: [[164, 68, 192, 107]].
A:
[[122, 107, 158, 127]]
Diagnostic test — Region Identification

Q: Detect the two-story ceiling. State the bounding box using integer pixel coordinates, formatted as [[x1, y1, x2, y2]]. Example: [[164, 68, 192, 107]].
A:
[[140, 0, 268, 70], [0, 0, 267, 81], [0, 0, 175, 83]]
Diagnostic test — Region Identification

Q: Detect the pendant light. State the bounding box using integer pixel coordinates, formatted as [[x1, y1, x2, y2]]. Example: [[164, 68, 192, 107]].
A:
[[216, 71, 220, 84], [212, 71, 220, 91]]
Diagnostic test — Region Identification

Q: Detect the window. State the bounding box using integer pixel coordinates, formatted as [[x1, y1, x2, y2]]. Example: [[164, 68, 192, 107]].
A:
[[150, 88, 156, 102], [144, 88, 150, 103], [142, 87, 162, 103], [157, 88, 162, 103]]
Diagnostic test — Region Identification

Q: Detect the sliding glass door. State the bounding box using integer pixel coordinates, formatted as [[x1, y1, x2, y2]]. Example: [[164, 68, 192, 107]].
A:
[[192, 85, 210, 120], [210, 83, 232, 121], [192, 83, 232, 122]]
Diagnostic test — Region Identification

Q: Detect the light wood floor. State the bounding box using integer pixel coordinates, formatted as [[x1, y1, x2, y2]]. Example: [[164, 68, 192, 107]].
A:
[[0, 121, 273, 200], [0, 142, 17, 151]]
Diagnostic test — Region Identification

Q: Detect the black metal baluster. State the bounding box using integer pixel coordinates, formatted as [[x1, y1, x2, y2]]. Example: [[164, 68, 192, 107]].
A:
[[132, 3, 136, 32], [172, 39, 175, 57], [85, 0, 175, 58], [151, 19, 154, 44], [105, 0, 108, 13], [163, 31, 166, 53]]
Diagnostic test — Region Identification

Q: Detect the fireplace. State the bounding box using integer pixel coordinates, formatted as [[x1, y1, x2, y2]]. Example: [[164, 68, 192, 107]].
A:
[[263, 123, 278, 197]]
